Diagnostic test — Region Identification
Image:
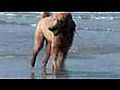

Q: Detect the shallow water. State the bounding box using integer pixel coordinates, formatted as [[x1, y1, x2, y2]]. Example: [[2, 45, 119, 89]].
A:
[[0, 12, 120, 79]]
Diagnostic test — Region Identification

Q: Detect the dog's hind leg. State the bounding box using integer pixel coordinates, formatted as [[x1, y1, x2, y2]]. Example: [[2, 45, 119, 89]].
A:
[[41, 40, 51, 74], [31, 29, 45, 67]]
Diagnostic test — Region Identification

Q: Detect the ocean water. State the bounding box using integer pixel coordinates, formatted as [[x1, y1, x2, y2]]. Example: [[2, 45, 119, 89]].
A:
[[0, 12, 120, 79]]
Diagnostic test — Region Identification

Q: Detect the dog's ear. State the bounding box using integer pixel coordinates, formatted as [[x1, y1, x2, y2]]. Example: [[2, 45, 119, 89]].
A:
[[67, 13, 72, 19], [64, 13, 73, 21], [41, 12, 51, 18], [67, 19, 76, 32]]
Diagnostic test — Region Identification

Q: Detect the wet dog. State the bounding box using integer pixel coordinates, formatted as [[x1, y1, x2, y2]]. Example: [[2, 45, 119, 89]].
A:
[[31, 12, 76, 74]]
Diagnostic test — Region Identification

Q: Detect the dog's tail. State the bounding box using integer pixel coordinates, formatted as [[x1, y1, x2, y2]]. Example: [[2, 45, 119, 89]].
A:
[[41, 12, 51, 18]]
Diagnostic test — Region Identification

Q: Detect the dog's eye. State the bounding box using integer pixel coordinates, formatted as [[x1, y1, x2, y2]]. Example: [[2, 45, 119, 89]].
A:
[[57, 20, 61, 23], [58, 20, 65, 23], [53, 18, 57, 21], [61, 19, 66, 23]]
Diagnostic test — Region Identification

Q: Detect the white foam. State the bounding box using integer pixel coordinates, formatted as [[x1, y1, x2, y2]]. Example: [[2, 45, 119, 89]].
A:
[[5, 13, 16, 16], [0, 55, 15, 58], [30, 24, 37, 27]]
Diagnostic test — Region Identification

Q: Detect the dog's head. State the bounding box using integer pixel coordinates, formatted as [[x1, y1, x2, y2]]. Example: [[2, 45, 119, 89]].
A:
[[49, 13, 73, 36]]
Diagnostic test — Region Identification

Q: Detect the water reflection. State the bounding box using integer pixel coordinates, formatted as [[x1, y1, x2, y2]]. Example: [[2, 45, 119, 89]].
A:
[[30, 65, 69, 79], [30, 72, 35, 79]]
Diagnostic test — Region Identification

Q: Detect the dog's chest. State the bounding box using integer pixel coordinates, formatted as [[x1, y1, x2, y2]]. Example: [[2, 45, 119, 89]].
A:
[[52, 34, 73, 48]]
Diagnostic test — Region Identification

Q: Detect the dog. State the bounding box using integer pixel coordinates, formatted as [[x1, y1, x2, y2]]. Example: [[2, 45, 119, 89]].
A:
[[31, 12, 76, 74]]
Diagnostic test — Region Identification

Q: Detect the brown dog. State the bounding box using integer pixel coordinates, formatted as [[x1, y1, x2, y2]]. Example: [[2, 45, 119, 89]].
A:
[[31, 12, 76, 74]]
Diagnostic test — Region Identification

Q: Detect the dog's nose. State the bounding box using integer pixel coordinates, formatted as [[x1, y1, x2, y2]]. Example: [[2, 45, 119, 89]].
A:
[[49, 27, 52, 31], [49, 26, 59, 31], [49, 25, 55, 31], [48, 26, 59, 31]]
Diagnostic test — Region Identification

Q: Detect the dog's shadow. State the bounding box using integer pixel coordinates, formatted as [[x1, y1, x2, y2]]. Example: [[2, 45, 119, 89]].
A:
[[30, 66, 69, 79]]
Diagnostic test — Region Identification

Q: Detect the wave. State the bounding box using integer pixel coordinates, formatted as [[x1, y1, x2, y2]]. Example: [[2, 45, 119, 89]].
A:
[[69, 44, 120, 56], [73, 16, 120, 20], [0, 20, 37, 27], [76, 24, 120, 32], [0, 19, 119, 32], [1, 12, 120, 20], [0, 12, 120, 30], [0, 53, 31, 58]]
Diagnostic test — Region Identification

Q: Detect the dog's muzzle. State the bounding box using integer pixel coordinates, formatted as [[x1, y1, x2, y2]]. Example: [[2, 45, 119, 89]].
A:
[[49, 26, 60, 36], [49, 24, 59, 31]]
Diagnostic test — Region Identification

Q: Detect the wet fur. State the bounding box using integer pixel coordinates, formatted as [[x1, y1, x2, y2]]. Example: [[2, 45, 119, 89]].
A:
[[31, 12, 76, 74]]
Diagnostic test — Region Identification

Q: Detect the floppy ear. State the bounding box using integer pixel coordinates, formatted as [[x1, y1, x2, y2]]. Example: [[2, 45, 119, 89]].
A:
[[67, 13, 73, 19], [64, 13, 73, 21], [41, 12, 51, 18], [67, 19, 76, 32]]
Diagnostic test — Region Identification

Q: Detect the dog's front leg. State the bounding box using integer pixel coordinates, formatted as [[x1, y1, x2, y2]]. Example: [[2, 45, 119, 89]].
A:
[[31, 30, 44, 67], [57, 50, 68, 70], [41, 41, 51, 74]]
